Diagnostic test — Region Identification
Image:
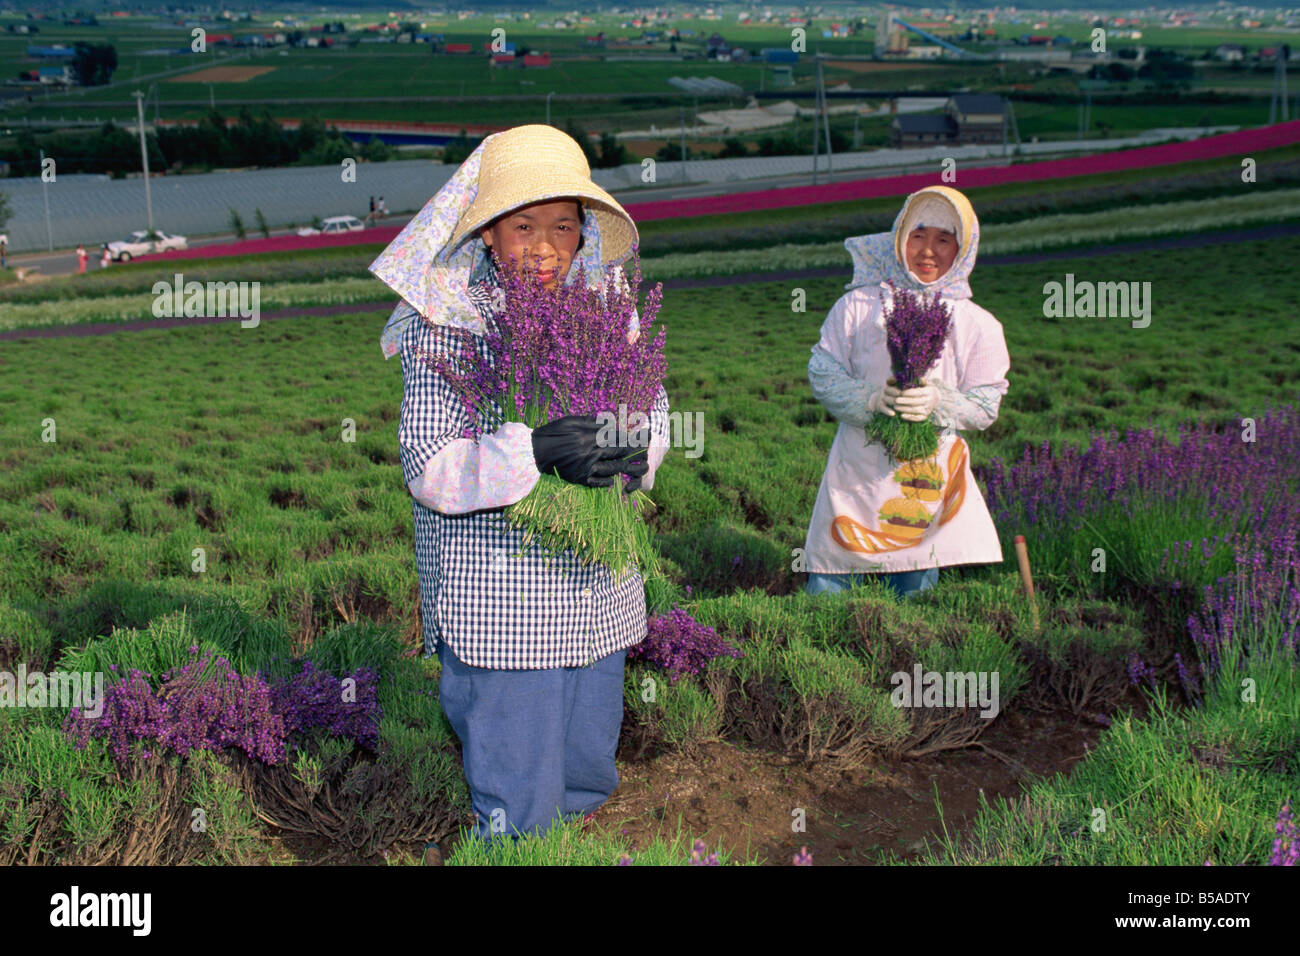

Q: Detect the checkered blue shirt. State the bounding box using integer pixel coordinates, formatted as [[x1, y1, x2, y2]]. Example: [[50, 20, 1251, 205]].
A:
[[398, 267, 669, 670]]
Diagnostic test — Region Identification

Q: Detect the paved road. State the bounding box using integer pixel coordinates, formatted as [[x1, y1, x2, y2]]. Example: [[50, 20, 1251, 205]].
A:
[[5, 214, 408, 278], [4, 222, 1296, 343], [3, 146, 1107, 279]]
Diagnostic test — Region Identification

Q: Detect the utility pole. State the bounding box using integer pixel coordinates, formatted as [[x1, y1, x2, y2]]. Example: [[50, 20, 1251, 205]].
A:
[[819, 58, 833, 178], [680, 106, 687, 182], [38, 148, 53, 252], [1269, 45, 1289, 123], [133, 90, 154, 238], [811, 91, 819, 183]]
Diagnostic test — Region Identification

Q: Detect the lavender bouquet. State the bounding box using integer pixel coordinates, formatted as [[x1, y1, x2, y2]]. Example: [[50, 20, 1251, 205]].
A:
[[428, 249, 670, 594], [865, 280, 953, 463]]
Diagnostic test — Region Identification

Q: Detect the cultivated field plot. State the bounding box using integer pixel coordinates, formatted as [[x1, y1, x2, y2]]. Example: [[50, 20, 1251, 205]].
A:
[[166, 65, 276, 83], [1, 201, 1296, 865]]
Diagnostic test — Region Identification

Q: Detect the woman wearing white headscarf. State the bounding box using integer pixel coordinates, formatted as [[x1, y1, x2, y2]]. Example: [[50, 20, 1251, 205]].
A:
[[369, 126, 670, 859], [803, 185, 1011, 599]]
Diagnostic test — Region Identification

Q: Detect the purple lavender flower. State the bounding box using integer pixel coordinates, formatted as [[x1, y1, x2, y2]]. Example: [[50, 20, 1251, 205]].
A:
[[423, 249, 667, 435], [882, 281, 953, 391], [689, 838, 721, 866], [627, 607, 743, 682], [63, 649, 381, 765], [793, 846, 814, 866], [1271, 801, 1298, 866]]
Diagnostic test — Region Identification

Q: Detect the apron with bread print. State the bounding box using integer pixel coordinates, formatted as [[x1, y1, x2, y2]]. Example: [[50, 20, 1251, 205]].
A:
[[804, 185, 1005, 574], [830, 437, 969, 555], [804, 371, 1003, 574]]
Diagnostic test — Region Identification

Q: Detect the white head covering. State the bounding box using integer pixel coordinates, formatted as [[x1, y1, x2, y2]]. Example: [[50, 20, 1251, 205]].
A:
[[844, 186, 980, 301]]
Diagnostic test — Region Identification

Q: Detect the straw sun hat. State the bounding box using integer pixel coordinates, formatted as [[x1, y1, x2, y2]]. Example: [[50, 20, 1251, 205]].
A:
[[446, 124, 638, 264]]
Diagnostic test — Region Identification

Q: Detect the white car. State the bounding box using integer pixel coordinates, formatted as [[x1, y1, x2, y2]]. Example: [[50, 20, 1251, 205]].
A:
[[296, 216, 366, 237], [107, 230, 188, 261]]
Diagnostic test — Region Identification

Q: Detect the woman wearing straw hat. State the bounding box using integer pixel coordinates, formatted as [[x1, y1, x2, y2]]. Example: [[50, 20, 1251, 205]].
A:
[[369, 125, 669, 863]]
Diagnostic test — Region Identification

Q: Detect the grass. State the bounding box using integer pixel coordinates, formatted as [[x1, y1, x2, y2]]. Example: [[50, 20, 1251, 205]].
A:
[[921, 665, 1300, 865], [436, 814, 759, 866], [5, 182, 1300, 335], [2, 236, 1295, 600]]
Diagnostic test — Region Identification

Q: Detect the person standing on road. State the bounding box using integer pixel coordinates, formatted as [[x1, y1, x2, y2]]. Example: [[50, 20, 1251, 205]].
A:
[[99, 244, 111, 268], [0, 235, 7, 270], [76, 245, 88, 274], [803, 185, 1011, 600], [377, 195, 387, 218], [368, 195, 376, 225]]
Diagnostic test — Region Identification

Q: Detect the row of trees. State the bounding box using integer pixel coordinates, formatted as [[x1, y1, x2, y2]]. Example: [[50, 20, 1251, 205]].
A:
[[1, 109, 393, 178], [441, 120, 628, 168], [71, 42, 116, 86]]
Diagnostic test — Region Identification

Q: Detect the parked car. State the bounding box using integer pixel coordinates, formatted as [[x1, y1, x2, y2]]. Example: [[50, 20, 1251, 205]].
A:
[[296, 216, 366, 237], [107, 230, 188, 261]]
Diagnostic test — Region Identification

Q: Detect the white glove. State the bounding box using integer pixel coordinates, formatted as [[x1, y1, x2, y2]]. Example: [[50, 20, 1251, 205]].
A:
[[894, 381, 939, 422], [867, 382, 901, 417]]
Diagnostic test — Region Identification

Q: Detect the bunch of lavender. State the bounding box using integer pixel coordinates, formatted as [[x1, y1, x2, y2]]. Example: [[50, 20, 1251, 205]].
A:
[[627, 606, 743, 683], [1271, 801, 1298, 866], [428, 249, 667, 579], [864, 280, 953, 463], [270, 659, 381, 751]]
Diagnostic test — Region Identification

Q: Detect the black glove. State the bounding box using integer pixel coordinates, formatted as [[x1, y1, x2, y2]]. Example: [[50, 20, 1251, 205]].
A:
[[532, 415, 647, 489]]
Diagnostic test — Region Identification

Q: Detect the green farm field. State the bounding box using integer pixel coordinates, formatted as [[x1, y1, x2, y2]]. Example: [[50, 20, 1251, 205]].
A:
[[1, 199, 1297, 866], [5, 10, 1295, 132]]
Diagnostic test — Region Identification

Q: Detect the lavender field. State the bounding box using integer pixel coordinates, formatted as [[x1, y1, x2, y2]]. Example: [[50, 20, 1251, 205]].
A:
[[0, 220, 1297, 866]]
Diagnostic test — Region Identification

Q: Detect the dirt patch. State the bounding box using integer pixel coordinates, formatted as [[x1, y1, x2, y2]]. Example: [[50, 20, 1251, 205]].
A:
[[593, 700, 1134, 866], [167, 66, 275, 84]]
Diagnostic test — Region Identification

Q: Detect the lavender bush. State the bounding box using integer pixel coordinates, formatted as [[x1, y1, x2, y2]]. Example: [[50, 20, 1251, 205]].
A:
[[63, 646, 380, 765], [628, 606, 743, 683], [982, 403, 1299, 693], [864, 281, 953, 463]]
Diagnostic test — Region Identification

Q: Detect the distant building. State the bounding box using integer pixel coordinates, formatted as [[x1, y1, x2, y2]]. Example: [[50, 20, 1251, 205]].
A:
[[25, 44, 74, 58], [37, 65, 72, 85], [891, 94, 1006, 148]]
